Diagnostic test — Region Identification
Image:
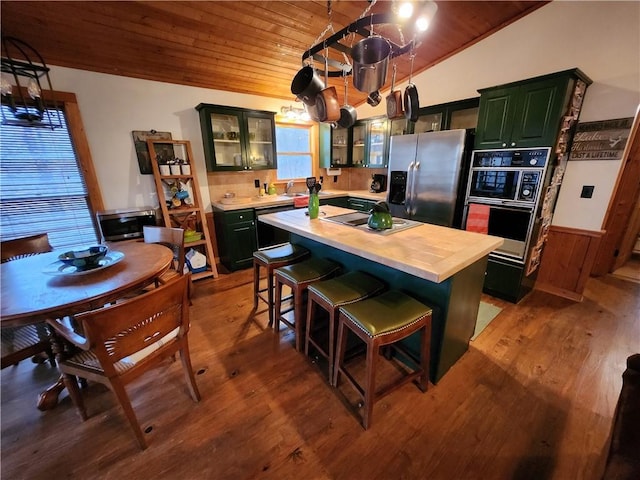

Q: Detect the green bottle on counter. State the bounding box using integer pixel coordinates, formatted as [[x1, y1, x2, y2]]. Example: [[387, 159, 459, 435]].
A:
[[308, 192, 319, 219]]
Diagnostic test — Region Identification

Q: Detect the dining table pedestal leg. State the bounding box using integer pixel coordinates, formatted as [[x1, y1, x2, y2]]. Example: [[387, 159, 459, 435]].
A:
[[37, 378, 65, 411], [36, 324, 73, 411]]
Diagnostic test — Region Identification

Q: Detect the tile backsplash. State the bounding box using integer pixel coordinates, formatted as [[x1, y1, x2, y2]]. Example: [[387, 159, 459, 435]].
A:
[[207, 167, 387, 202]]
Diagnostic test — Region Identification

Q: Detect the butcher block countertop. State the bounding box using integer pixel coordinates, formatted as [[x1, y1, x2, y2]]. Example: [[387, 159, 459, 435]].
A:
[[212, 190, 386, 211], [258, 205, 504, 283]]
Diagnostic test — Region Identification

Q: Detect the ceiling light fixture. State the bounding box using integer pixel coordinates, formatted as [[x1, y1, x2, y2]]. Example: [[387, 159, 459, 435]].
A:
[[280, 105, 311, 122], [0, 36, 62, 128]]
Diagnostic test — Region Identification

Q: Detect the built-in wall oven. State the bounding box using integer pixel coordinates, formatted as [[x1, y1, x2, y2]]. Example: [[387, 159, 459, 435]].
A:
[[463, 147, 551, 302]]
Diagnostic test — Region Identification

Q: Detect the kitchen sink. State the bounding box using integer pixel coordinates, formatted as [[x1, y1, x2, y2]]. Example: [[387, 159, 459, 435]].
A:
[[281, 193, 307, 197]]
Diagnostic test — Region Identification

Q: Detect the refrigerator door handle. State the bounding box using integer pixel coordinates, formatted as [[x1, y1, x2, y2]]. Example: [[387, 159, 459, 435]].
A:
[[406, 162, 415, 215], [410, 161, 420, 215]]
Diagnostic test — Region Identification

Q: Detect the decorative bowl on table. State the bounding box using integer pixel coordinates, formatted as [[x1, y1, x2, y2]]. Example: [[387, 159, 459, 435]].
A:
[[58, 245, 109, 271]]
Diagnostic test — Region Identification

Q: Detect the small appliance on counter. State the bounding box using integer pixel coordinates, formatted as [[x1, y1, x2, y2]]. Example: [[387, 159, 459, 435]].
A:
[[97, 207, 158, 242], [370, 173, 387, 193]]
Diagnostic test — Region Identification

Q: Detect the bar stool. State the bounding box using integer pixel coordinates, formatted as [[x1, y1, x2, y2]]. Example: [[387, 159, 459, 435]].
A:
[[274, 257, 341, 352], [253, 243, 310, 327], [333, 290, 432, 429], [305, 271, 385, 384]]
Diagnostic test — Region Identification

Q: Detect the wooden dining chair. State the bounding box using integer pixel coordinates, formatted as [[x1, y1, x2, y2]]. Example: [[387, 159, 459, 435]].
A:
[[143, 225, 185, 282], [143, 225, 194, 302], [46, 274, 200, 449], [1, 233, 56, 369]]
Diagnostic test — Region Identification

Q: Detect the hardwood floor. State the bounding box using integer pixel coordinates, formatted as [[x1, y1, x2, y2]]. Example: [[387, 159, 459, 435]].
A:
[[2, 268, 638, 479]]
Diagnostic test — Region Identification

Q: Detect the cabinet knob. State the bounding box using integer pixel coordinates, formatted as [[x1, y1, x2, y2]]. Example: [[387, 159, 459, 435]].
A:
[[502, 143, 507, 147], [511, 142, 516, 147], [239, 215, 244, 219]]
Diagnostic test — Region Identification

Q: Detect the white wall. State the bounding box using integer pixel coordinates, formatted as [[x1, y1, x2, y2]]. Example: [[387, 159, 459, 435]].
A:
[[49, 66, 286, 212], [49, 1, 639, 229], [361, 1, 640, 230]]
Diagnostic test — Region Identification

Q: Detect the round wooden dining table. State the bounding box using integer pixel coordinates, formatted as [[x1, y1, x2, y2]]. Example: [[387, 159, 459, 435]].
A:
[[0, 240, 173, 409]]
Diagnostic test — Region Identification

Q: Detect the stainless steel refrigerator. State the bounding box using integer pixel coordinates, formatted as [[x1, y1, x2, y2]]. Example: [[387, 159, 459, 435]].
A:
[[387, 129, 473, 228]]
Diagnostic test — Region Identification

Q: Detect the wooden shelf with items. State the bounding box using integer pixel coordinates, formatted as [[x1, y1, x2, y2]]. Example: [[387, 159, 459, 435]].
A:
[[147, 139, 218, 280]]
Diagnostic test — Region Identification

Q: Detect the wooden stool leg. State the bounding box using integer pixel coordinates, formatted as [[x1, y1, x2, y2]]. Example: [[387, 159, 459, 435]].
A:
[[305, 296, 315, 357], [333, 318, 347, 387], [328, 308, 337, 386], [274, 276, 282, 333], [363, 340, 379, 430], [293, 286, 304, 352], [267, 266, 275, 327], [418, 320, 431, 392], [253, 261, 260, 310]]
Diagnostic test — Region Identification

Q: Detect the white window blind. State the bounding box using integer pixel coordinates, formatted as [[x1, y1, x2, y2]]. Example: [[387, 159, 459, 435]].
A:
[[0, 105, 98, 249]]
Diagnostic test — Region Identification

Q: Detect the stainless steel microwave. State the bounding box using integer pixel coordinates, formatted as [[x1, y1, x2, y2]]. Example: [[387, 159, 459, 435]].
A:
[[96, 207, 158, 242]]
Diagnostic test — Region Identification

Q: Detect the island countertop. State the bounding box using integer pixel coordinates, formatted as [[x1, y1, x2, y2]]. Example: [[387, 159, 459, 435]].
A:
[[259, 205, 503, 283]]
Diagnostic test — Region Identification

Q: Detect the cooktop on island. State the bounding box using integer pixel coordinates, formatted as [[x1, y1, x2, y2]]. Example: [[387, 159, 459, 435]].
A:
[[322, 212, 422, 235]]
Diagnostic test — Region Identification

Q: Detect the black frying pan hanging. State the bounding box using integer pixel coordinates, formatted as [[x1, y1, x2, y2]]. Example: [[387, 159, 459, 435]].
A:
[[404, 47, 419, 122], [404, 84, 419, 122]]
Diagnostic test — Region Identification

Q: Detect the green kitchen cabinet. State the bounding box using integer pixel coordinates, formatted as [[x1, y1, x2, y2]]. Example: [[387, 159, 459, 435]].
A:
[[347, 197, 376, 212], [320, 196, 350, 208], [213, 208, 257, 271], [329, 124, 352, 168], [319, 117, 389, 169], [474, 69, 591, 150], [413, 97, 480, 134], [196, 103, 277, 172], [319, 123, 352, 169], [351, 117, 389, 169]]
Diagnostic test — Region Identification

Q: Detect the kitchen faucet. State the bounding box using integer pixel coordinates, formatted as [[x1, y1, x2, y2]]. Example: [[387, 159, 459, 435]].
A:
[[286, 180, 295, 194]]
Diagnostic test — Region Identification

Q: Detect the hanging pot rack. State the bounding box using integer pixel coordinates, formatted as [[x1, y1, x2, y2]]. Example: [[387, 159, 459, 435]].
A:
[[302, 12, 419, 77]]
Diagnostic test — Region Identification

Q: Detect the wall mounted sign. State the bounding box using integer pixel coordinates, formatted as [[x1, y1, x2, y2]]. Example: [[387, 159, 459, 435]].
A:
[[569, 117, 633, 161], [132, 130, 172, 174]]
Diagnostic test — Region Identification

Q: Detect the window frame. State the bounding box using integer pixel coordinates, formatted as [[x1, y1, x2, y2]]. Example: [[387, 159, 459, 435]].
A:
[[274, 120, 319, 184], [2, 87, 104, 236]]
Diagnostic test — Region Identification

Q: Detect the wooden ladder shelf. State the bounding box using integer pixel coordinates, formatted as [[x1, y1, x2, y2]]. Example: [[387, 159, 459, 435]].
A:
[[147, 139, 218, 280]]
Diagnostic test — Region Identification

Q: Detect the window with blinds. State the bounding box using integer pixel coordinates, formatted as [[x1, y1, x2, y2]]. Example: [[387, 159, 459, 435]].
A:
[[0, 105, 99, 249]]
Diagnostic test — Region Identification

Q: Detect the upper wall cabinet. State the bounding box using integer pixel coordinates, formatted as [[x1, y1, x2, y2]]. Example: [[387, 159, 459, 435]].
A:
[[351, 116, 389, 168], [413, 97, 480, 134], [319, 116, 389, 169], [196, 104, 277, 171], [474, 69, 591, 150]]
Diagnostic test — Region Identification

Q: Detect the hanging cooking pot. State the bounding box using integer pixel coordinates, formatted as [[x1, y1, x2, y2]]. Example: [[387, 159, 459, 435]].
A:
[[315, 54, 340, 123], [351, 36, 391, 93], [291, 65, 324, 106], [337, 74, 357, 128], [404, 49, 419, 122], [305, 102, 320, 122], [386, 64, 405, 119], [367, 91, 382, 107]]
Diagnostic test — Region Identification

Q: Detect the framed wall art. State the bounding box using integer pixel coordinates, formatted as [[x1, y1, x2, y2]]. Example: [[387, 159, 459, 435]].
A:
[[132, 130, 172, 174]]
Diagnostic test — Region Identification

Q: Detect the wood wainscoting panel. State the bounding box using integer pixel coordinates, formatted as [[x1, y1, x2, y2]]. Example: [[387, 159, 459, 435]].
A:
[[535, 226, 604, 301]]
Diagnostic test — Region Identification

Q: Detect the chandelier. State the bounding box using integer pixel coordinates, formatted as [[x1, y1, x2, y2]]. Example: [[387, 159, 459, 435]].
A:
[[1, 36, 63, 129]]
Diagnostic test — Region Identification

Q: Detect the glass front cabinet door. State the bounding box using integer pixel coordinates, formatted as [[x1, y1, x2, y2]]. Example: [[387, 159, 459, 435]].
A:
[[331, 125, 350, 168], [196, 103, 277, 171], [350, 117, 389, 168]]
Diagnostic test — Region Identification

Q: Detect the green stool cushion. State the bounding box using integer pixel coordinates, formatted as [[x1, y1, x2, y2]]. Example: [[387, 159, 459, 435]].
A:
[[339, 291, 432, 337], [308, 271, 384, 307], [253, 243, 309, 265], [276, 257, 340, 284]]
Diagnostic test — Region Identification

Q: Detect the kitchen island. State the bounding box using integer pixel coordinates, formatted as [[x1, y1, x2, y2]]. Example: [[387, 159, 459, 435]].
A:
[[259, 205, 503, 382]]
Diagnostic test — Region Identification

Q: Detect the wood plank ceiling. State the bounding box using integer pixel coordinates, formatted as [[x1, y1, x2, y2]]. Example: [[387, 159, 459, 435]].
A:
[[0, 1, 547, 108]]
